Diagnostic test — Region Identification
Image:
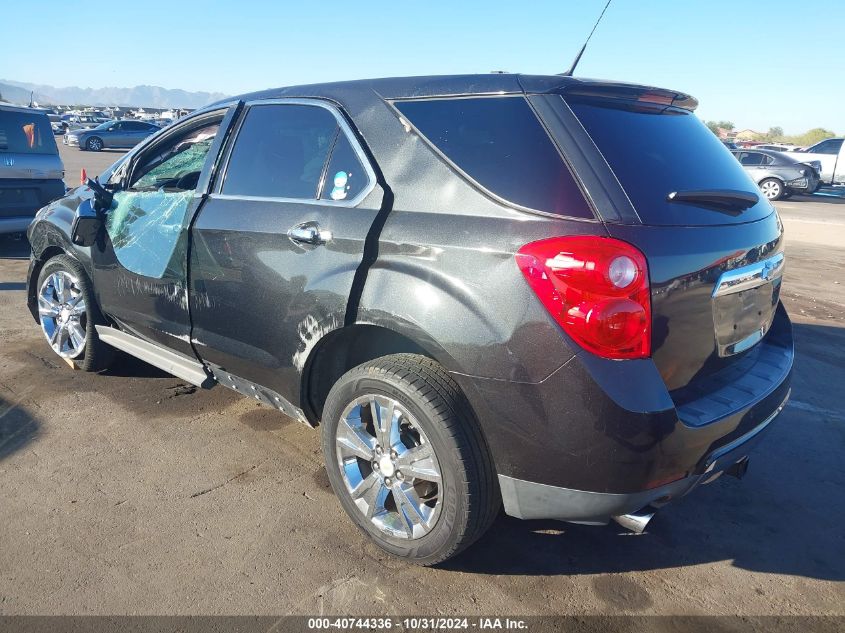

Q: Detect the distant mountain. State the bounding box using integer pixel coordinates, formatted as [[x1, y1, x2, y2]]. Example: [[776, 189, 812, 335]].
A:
[[0, 79, 228, 109]]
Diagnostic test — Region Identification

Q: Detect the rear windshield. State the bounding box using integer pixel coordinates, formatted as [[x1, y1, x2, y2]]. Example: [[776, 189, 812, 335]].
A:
[[0, 110, 57, 155], [566, 97, 773, 226], [394, 96, 593, 219]]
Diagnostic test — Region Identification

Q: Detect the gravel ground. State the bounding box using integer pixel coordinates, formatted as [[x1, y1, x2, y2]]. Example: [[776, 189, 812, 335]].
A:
[[0, 145, 842, 616]]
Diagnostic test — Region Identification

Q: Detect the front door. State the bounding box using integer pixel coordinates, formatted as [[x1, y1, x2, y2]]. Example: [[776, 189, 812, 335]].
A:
[[90, 106, 235, 356], [189, 99, 382, 404]]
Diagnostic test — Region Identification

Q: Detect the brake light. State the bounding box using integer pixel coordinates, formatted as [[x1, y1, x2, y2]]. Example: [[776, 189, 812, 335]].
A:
[[516, 236, 651, 359]]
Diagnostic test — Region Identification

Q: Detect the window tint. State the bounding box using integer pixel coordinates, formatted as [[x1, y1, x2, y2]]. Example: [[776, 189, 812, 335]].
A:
[[320, 131, 368, 201], [394, 96, 592, 218], [567, 97, 772, 226], [739, 152, 764, 166], [223, 104, 338, 199], [0, 111, 57, 155], [813, 139, 842, 154]]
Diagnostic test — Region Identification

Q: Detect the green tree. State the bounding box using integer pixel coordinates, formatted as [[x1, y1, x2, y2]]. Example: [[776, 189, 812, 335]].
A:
[[783, 128, 837, 147], [705, 120, 734, 136], [767, 126, 784, 140]]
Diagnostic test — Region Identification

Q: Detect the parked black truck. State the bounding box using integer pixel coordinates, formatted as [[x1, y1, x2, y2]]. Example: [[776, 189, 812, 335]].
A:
[[26, 74, 793, 564]]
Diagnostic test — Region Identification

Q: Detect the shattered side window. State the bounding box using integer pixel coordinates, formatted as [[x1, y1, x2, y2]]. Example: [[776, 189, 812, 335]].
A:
[[104, 119, 221, 279], [105, 190, 194, 279], [130, 123, 219, 192]]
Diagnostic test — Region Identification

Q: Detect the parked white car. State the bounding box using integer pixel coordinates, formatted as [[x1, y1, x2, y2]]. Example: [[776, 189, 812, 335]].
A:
[[785, 138, 844, 185], [755, 144, 801, 152]]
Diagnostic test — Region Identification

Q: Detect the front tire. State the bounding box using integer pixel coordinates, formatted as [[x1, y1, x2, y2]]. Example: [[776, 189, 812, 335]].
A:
[[86, 136, 103, 151], [321, 354, 499, 565], [759, 177, 784, 201], [36, 254, 113, 372]]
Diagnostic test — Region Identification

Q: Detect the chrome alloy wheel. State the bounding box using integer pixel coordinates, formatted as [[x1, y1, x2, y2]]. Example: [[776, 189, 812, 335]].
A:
[[87, 137, 102, 151], [335, 395, 442, 539], [760, 179, 781, 200], [38, 270, 87, 358]]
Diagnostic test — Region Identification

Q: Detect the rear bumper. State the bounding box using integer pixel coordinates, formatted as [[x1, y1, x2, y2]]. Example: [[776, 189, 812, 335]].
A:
[[0, 179, 65, 233], [458, 303, 793, 521], [786, 174, 819, 193], [498, 389, 789, 523], [0, 217, 35, 234]]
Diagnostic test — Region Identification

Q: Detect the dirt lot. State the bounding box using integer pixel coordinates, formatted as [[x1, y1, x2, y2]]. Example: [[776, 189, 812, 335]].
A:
[[0, 144, 843, 616]]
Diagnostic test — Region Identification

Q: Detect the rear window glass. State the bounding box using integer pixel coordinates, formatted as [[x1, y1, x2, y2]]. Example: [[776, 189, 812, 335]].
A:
[[0, 111, 57, 155], [394, 97, 592, 219], [567, 98, 773, 226]]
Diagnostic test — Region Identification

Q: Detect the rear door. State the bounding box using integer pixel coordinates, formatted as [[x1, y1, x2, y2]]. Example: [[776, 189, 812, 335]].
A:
[[189, 98, 382, 405], [532, 91, 785, 394]]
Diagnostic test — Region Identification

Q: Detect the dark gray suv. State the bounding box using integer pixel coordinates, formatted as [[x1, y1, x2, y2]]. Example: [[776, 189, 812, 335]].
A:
[[0, 103, 65, 234], [25, 74, 793, 564]]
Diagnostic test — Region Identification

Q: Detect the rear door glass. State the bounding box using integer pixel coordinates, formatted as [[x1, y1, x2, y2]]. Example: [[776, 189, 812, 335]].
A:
[[319, 131, 368, 201], [0, 111, 57, 155], [566, 97, 773, 226], [222, 104, 337, 199], [394, 96, 592, 219]]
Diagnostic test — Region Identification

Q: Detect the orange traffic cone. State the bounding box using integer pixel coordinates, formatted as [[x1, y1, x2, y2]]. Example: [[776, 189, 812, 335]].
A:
[[80, 168, 87, 186]]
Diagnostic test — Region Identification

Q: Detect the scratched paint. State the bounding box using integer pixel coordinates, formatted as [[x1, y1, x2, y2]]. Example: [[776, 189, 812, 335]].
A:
[[292, 314, 341, 373]]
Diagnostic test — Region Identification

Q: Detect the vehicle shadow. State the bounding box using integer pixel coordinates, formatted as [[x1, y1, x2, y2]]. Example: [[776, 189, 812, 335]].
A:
[[0, 395, 40, 463], [102, 352, 171, 379], [446, 320, 845, 582], [789, 187, 845, 204]]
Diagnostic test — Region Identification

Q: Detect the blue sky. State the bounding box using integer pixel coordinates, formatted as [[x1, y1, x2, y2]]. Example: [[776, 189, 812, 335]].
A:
[[2, 0, 841, 133]]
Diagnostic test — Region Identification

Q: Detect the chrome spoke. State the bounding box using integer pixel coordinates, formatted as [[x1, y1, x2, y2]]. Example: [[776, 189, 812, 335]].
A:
[[53, 273, 65, 303], [336, 415, 375, 460], [394, 483, 427, 536], [67, 322, 86, 350], [351, 473, 388, 519], [51, 323, 65, 350], [395, 443, 441, 483], [371, 396, 401, 449], [38, 295, 60, 317]]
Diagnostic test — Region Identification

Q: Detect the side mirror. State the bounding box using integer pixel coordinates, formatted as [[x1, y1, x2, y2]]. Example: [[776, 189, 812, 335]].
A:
[[71, 199, 102, 247], [71, 178, 114, 247]]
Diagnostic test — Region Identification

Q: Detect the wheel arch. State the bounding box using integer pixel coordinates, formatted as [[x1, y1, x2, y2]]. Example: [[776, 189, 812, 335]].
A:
[[301, 322, 460, 425]]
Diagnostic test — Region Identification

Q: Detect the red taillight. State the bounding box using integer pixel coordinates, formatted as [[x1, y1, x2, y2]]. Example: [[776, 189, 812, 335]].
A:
[[516, 236, 651, 359]]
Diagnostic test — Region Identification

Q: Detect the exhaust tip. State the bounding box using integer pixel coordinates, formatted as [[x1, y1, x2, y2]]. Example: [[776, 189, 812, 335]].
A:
[[725, 456, 749, 480], [612, 508, 656, 534]]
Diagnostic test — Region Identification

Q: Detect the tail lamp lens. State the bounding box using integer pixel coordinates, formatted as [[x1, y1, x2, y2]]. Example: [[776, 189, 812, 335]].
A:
[[516, 236, 651, 359]]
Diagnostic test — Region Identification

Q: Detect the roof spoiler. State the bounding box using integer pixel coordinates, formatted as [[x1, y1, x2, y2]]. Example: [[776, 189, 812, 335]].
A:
[[556, 81, 699, 112]]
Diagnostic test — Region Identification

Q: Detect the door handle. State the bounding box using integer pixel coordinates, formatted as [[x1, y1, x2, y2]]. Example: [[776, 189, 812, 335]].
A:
[[288, 222, 332, 245]]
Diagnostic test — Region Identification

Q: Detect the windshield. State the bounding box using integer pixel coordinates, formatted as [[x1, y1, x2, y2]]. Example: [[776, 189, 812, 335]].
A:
[[565, 96, 773, 226]]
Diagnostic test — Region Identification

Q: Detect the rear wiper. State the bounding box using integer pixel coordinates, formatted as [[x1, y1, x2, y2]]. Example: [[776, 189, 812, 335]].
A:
[[666, 189, 759, 215]]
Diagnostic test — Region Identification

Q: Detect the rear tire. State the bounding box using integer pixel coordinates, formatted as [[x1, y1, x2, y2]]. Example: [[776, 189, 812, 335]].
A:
[[36, 254, 113, 372], [321, 354, 499, 565], [759, 178, 784, 201]]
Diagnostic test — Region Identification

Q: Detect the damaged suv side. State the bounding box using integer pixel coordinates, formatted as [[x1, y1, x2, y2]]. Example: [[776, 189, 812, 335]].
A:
[[27, 74, 792, 565]]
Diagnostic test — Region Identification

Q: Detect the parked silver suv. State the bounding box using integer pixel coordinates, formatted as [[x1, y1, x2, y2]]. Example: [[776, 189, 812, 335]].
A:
[[0, 103, 65, 234]]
